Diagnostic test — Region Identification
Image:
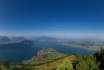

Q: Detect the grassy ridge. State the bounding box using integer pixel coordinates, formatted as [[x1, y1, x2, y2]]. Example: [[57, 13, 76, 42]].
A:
[[35, 55, 76, 70]]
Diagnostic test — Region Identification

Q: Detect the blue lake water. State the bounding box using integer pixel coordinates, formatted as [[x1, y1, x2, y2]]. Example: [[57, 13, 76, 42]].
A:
[[0, 42, 94, 63]]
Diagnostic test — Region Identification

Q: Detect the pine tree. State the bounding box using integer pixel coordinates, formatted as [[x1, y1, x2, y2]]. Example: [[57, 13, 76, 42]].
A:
[[75, 54, 88, 70], [84, 53, 98, 70]]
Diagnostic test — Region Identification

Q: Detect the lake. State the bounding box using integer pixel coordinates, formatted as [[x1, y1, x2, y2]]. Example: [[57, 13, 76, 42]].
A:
[[0, 42, 94, 63]]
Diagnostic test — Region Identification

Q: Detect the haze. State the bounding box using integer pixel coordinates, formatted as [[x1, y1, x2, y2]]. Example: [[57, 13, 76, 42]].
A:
[[0, 0, 104, 39]]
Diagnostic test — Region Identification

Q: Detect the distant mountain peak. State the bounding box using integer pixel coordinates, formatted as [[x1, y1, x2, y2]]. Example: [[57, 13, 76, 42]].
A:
[[34, 36, 57, 42], [0, 36, 11, 42]]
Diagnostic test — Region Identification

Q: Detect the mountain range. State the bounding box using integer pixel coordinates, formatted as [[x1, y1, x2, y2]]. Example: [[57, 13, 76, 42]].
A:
[[0, 36, 27, 44], [0, 40, 34, 50], [0, 36, 67, 44], [34, 36, 57, 42]]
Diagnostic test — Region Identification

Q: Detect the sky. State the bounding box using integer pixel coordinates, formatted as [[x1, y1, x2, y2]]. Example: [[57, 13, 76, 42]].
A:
[[0, 0, 104, 39]]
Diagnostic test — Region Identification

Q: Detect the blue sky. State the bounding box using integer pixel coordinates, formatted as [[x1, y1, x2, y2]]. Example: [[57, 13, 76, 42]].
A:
[[0, 0, 104, 38]]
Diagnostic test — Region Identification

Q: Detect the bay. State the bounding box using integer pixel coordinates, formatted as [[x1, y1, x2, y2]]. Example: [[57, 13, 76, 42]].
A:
[[0, 42, 94, 63]]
